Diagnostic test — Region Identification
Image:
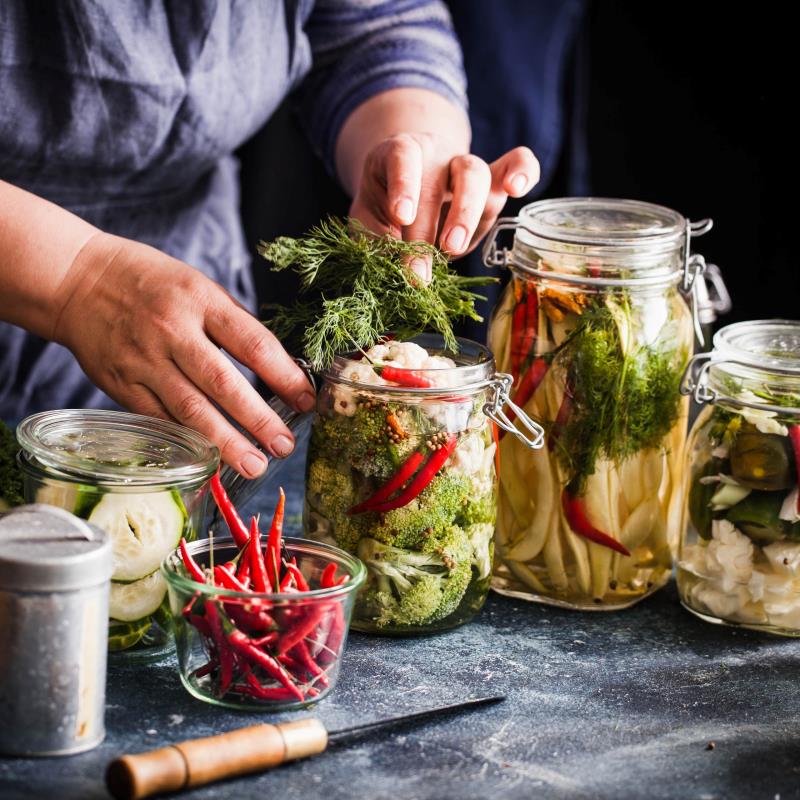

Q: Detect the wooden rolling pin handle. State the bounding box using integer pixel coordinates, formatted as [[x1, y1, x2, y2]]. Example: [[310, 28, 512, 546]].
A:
[[105, 718, 328, 800]]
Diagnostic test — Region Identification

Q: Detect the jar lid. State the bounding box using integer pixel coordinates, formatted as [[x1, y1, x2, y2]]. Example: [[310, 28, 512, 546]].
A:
[[693, 320, 800, 410], [17, 410, 219, 487], [0, 504, 112, 591]]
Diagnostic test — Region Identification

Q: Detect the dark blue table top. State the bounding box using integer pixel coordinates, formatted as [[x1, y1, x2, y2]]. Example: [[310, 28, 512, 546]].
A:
[[3, 447, 800, 800]]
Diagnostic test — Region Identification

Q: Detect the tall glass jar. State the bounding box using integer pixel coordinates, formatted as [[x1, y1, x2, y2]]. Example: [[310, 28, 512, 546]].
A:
[[484, 198, 705, 609], [678, 320, 800, 636], [302, 333, 543, 634], [17, 410, 219, 661]]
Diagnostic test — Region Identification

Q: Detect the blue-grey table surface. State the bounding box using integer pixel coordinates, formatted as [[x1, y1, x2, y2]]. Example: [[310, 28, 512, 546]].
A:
[[2, 447, 799, 800]]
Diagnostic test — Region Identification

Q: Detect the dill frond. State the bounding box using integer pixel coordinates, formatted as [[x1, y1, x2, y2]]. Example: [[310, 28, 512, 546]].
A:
[[257, 217, 496, 370]]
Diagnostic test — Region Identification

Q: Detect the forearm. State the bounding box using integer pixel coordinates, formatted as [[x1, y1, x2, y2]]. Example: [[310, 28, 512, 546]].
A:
[[0, 180, 99, 339], [334, 88, 470, 198]]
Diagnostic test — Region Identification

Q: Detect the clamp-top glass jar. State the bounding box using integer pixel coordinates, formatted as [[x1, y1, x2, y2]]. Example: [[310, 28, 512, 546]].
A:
[[302, 333, 543, 634], [679, 320, 800, 636], [484, 198, 707, 609], [17, 410, 219, 660]]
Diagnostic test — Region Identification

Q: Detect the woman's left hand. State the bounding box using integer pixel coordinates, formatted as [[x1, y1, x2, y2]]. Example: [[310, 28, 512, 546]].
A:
[[337, 89, 540, 282]]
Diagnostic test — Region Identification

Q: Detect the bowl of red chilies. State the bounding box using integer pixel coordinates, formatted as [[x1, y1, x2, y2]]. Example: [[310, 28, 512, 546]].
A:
[[161, 478, 366, 710]]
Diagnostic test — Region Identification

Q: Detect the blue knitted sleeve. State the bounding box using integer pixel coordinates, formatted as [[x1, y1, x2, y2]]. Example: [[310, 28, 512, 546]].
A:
[[298, 0, 468, 175]]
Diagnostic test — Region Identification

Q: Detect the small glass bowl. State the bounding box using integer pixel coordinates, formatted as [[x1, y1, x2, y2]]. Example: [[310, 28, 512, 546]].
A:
[[162, 536, 366, 710]]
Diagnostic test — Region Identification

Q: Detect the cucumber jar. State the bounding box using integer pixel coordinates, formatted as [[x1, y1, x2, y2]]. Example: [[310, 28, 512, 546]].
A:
[[17, 410, 219, 661], [679, 320, 800, 636], [483, 198, 708, 609], [302, 333, 543, 635]]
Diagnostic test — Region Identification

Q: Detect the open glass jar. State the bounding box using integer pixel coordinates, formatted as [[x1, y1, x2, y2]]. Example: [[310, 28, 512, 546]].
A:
[[17, 410, 219, 660], [302, 333, 543, 634], [484, 198, 705, 609], [678, 320, 800, 636]]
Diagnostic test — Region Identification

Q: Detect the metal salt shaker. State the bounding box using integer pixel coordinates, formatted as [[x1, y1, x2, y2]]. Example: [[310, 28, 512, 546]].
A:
[[0, 504, 112, 756]]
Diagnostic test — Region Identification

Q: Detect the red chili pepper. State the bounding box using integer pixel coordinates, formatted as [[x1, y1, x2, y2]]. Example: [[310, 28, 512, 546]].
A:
[[236, 541, 251, 583], [499, 357, 549, 439], [226, 628, 303, 701], [349, 449, 425, 514], [519, 289, 539, 373], [365, 435, 458, 513], [210, 471, 250, 548], [204, 601, 235, 696], [277, 604, 327, 656], [320, 563, 337, 588], [789, 426, 800, 514], [213, 564, 249, 593], [373, 364, 433, 388], [510, 293, 528, 380], [248, 516, 272, 593], [562, 488, 631, 557], [290, 641, 329, 687], [179, 538, 206, 583], [187, 614, 212, 637], [194, 660, 217, 679], [249, 631, 278, 648], [265, 488, 286, 589], [285, 561, 310, 592], [548, 385, 573, 450]]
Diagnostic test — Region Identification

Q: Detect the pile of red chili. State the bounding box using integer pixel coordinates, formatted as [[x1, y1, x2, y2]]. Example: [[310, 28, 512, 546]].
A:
[[177, 474, 350, 703]]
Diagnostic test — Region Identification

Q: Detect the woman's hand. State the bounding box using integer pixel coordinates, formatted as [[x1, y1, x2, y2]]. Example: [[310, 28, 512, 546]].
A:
[[53, 233, 316, 478], [336, 89, 540, 281]]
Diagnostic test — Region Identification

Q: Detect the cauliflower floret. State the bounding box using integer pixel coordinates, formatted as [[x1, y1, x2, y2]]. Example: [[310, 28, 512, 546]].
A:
[[690, 582, 758, 620], [705, 519, 754, 590], [450, 431, 485, 476], [779, 488, 800, 523], [736, 391, 789, 436], [763, 540, 800, 575]]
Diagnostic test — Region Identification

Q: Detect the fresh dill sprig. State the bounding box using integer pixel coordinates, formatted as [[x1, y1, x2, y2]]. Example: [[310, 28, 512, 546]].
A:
[[257, 217, 496, 370]]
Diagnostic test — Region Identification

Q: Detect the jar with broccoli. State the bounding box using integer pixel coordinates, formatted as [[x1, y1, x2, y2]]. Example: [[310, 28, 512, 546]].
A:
[[303, 334, 543, 634], [679, 320, 800, 636]]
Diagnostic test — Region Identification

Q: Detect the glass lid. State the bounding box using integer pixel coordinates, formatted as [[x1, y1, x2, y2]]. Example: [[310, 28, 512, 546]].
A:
[[517, 197, 686, 248], [712, 320, 800, 374], [17, 409, 219, 486]]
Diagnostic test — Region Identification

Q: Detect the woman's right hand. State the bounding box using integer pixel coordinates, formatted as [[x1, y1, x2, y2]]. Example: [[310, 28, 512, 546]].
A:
[[53, 232, 316, 478]]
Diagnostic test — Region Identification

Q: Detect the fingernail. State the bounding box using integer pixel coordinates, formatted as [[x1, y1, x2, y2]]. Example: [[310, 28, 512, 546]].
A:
[[395, 197, 415, 225], [445, 225, 467, 253], [241, 452, 267, 478], [272, 434, 295, 458], [297, 391, 316, 413], [510, 174, 528, 195], [409, 257, 432, 285]]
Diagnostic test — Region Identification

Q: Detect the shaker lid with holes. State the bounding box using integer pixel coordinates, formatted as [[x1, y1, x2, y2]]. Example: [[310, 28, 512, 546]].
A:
[[0, 504, 112, 591]]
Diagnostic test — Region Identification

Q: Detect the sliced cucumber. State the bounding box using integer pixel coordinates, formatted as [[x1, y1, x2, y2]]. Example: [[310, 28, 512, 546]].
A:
[[35, 483, 103, 517], [110, 570, 167, 621], [108, 617, 152, 651], [89, 491, 185, 580]]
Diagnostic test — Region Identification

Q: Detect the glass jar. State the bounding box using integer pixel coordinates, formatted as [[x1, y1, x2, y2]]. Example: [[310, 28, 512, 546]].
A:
[[17, 410, 219, 661], [678, 320, 800, 636], [162, 536, 365, 710], [483, 198, 706, 609], [302, 333, 543, 634]]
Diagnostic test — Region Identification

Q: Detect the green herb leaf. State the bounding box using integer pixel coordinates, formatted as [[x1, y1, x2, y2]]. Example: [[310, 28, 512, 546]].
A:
[[257, 217, 496, 370]]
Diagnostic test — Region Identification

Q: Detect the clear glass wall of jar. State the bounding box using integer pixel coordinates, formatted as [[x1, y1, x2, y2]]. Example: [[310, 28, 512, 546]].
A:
[[678, 320, 800, 636], [484, 198, 704, 609], [17, 410, 219, 661], [302, 333, 543, 634]]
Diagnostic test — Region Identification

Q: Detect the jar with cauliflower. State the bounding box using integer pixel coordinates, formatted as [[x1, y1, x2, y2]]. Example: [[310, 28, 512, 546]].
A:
[[679, 320, 800, 635], [303, 334, 542, 634]]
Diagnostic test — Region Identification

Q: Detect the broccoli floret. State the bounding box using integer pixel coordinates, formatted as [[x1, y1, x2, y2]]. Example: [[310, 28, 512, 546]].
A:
[[312, 404, 420, 479], [305, 458, 368, 552], [370, 470, 471, 549], [457, 488, 496, 527], [357, 529, 472, 627], [466, 523, 495, 580], [0, 421, 23, 511]]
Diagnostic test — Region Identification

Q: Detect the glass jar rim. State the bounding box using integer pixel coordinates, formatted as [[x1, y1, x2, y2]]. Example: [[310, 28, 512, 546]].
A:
[[161, 535, 367, 600], [324, 333, 496, 395], [16, 409, 219, 487], [711, 319, 800, 375]]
